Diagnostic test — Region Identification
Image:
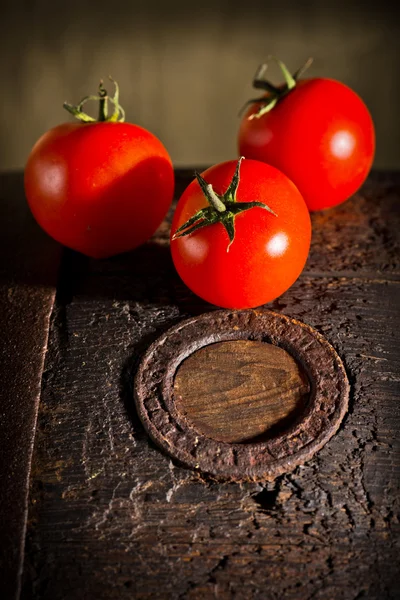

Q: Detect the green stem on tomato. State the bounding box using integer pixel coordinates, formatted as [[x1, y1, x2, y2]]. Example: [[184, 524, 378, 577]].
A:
[[63, 77, 125, 123], [239, 56, 313, 119], [172, 157, 277, 251]]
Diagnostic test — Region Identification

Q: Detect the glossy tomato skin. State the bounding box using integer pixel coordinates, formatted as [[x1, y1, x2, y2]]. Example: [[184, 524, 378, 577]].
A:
[[239, 78, 375, 211], [24, 121, 174, 258], [170, 159, 311, 309]]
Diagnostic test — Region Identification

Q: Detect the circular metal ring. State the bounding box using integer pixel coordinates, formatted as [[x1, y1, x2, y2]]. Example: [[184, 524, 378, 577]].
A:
[[134, 309, 349, 481]]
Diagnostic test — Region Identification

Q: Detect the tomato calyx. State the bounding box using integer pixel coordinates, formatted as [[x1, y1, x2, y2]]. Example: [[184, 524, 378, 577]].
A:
[[240, 56, 313, 120], [171, 157, 277, 251], [63, 77, 125, 123]]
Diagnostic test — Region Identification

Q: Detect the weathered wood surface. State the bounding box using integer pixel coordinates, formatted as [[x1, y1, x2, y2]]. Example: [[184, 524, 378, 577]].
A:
[[22, 171, 400, 599], [174, 340, 310, 444], [0, 173, 61, 600]]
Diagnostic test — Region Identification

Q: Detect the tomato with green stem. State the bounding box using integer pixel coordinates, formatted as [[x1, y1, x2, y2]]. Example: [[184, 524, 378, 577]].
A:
[[24, 78, 174, 258], [170, 157, 311, 309], [238, 57, 375, 211]]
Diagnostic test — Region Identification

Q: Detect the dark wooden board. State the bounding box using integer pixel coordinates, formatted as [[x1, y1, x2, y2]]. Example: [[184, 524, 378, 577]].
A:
[[0, 173, 61, 600], [20, 170, 400, 599]]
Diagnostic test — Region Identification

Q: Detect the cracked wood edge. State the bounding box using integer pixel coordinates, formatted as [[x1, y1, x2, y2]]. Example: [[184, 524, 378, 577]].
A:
[[0, 172, 61, 600]]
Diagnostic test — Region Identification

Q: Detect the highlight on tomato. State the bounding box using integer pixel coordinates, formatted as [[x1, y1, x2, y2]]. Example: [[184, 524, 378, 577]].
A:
[[24, 78, 174, 258], [238, 57, 375, 211], [170, 157, 311, 309]]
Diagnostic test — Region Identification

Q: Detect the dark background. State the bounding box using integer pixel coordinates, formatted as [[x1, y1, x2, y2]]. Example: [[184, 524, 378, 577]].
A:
[[1, 0, 399, 170]]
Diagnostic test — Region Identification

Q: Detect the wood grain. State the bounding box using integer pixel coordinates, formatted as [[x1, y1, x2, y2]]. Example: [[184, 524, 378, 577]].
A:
[[0, 173, 61, 600], [21, 171, 400, 600], [174, 340, 310, 443]]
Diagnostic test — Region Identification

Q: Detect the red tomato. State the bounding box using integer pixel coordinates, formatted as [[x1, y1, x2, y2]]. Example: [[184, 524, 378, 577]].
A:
[[25, 82, 174, 258], [170, 158, 311, 309], [239, 77, 375, 211]]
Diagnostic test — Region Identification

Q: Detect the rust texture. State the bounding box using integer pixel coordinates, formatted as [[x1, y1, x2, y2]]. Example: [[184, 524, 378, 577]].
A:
[[21, 171, 400, 599], [135, 310, 349, 480]]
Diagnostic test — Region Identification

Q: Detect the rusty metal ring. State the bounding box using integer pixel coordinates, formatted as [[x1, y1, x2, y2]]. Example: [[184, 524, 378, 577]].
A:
[[134, 309, 349, 481]]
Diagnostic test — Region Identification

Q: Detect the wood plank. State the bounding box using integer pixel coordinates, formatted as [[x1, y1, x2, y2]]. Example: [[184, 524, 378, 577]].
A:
[[0, 173, 61, 600], [22, 172, 400, 599]]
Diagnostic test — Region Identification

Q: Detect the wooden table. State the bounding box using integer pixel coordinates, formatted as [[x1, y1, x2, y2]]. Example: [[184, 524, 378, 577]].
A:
[[1, 170, 399, 600]]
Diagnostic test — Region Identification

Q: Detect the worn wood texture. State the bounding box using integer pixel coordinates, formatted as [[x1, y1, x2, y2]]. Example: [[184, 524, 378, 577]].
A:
[[23, 171, 400, 599], [174, 340, 310, 443], [0, 173, 61, 600]]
